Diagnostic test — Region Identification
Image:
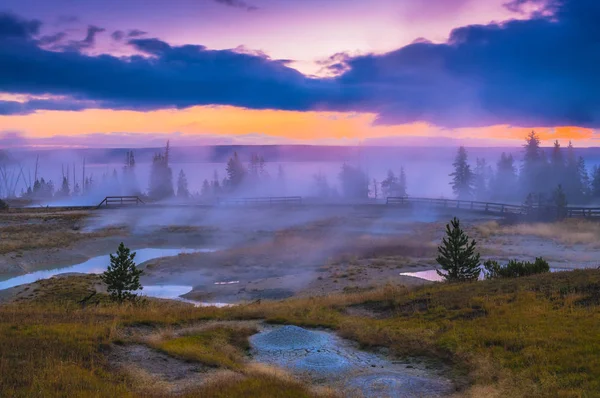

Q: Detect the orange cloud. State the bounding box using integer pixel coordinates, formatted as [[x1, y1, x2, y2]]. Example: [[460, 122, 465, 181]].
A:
[[0, 106, 596, 146]]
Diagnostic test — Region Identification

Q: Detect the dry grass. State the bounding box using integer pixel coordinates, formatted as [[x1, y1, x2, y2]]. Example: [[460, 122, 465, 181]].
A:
[[180, 366, 332, 398], [147, 326, 257, 369], [0, 211, 127, 254], [476, 219, 600, 246], [3, 268, 600, 396]]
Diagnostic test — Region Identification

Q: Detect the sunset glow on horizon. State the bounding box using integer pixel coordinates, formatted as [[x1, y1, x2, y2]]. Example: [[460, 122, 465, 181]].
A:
[[1, 0, 599, 148]]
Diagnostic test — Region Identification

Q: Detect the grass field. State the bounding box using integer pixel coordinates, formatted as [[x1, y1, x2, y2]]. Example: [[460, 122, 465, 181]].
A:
[[2, 269, 600, 397], [0, 211, 127, 255]]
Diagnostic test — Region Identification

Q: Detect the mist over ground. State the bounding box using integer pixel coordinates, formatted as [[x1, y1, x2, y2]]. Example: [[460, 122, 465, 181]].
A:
[[1, 142, 600, 206]]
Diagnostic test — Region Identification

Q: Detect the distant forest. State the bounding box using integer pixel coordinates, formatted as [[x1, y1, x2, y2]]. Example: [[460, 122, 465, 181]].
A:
[[1, 131, 600, 205]]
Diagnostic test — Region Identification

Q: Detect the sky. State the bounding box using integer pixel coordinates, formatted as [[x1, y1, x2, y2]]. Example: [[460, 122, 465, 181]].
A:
[[0, 0, 599, 148]]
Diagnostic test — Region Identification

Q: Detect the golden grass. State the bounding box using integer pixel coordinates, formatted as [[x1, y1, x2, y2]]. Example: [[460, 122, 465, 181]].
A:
[[2, 270, 600, 396], [147, 326, 257, 370], [0, 212, 127, 254], [476, 219, 600, 246]]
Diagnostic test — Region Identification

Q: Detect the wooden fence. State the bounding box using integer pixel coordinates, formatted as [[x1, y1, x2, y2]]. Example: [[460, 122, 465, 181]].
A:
[[386, 196, 600, 218], [97, 196, 145, 208]]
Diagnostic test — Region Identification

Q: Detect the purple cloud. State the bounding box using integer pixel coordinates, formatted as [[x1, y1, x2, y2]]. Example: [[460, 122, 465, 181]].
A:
[[213, 0, 258, 12], [2, 0, 600, 129]]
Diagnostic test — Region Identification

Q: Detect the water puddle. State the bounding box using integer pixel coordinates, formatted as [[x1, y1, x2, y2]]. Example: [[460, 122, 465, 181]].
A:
[[250, 325, 452, 397], [0, 248, 221, 304], [400, 267, 592, 282], [400, 270, 445, 282]]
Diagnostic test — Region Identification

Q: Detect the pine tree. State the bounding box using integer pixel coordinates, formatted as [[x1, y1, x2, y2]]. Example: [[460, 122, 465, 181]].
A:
[[177, 169, 190, 198], [493, 152, 517, 201], [226, 152, 246, 191], [277, 164, 286, 195], [550, 140, 565, 188], [313, 171, 330, 198], [60, 176, 70, 197], [100, 243, 143, 303], [398, 167, 408, 197], [473, 158, 491, 201], [521, 131, 545, 196], [201, 179, 211, 197], [577, 157, 590, 202], [148, 142, 174, 200], [381, 170, 398, 198], [591, 166, 600, 201], [123, 150, 138, 194], [553, 184, 568, 219], [371, 178, 379, 199], [436, 217, 481, 282], [450, 147, 473, 200], [339, 164, 369, 199], [211, 170, 221, 196]]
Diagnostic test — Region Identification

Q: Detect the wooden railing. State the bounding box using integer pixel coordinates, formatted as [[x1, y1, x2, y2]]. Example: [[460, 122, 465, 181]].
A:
[[386, 196, 600, 218], [97, 196, 145, 208]]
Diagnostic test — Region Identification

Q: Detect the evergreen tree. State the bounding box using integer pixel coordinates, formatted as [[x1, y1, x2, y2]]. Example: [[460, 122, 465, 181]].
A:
[[473, 158, 491, 201], [371, 178, 379, 199], [211, 170, 221, 196], [339, 164, 369, 199], [591, 165, 600, 201], [177, 169, 190, 198], [577, 157, 591, 202], [436, 217, 481, 282], [521, 131, 545, 196], [148, 142, 174, 200], [313, 172, 330, 198], [493, 152, 517, 201], [73, 183, 81, 196], [277, 165, 286, 195], [553, 184, 568, 219], [100, 242, 143, 303], [398, 167, 408, 197], [550, 140, 565, 188], [60, 176, 70, 197], [123, 150, 138, 194], [201, 179, 211, 197], [226, 152, 246, 191], [450, 146, 473, 200], [381, 170, 398, 198]]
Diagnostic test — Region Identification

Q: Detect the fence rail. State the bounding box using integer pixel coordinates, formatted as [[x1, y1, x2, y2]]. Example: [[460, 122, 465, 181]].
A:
[[97, 196, 145, 208], [386, 196, 600, 218]]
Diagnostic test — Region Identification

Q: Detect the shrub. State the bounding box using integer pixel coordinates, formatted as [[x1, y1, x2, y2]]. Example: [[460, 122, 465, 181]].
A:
[[484, 257, 550, 279], [0, 199, 8, 210]]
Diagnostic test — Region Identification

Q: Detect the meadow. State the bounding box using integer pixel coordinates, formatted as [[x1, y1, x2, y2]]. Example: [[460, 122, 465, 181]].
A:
[[2, 268, 600, 397]]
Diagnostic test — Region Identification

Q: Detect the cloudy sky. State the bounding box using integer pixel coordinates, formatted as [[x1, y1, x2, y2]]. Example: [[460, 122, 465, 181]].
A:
[[0, 0, 598, 147]]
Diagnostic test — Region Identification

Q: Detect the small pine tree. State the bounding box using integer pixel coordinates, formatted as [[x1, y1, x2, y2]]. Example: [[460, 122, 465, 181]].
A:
[[100, 243, 143, 303], [436, 217, 481, 282]]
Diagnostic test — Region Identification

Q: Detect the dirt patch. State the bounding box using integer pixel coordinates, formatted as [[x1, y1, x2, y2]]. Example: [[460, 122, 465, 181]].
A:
[[108, 344, 214, 394]]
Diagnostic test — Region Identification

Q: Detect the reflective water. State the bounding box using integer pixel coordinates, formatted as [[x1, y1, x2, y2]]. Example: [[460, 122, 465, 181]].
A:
[[0, 248, 216, 303], [400, 267, 588, 282]]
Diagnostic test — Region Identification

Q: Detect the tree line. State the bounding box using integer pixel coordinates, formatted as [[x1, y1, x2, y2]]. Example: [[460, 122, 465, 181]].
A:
[[449, 131, 600, 205]]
